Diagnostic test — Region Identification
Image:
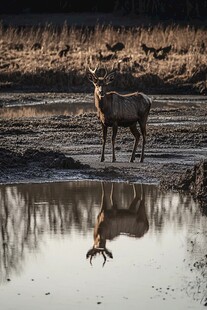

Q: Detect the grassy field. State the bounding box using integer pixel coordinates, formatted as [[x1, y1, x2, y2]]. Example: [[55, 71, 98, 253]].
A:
[[0, 22, 207, 93]]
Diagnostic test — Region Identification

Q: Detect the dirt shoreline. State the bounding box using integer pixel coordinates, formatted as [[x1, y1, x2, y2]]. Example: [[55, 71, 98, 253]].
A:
[[0, 92, 206, 209]]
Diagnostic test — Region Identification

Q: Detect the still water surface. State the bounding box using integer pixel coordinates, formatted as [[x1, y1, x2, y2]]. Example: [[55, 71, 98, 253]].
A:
[[1, 93, 207, 120], [0, 181, 206, 310]]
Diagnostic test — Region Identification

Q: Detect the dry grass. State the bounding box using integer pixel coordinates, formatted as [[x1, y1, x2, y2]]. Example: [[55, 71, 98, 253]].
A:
[[0, 22, 207, 93]]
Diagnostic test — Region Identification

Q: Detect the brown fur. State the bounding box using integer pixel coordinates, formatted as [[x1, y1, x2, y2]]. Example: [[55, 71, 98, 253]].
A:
[[86, 183, 149, 265], [88, 68, 152, 163]]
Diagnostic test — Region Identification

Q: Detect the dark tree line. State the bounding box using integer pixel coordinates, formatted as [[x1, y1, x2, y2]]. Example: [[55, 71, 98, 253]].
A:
[[0, 0, 207, 20]]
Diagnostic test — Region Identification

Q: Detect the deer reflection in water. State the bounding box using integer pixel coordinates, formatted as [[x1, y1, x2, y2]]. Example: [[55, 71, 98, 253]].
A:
[[86, 182, 149, 266]]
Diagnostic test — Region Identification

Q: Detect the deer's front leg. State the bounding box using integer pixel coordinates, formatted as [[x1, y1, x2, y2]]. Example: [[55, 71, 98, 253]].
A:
[[129, 124, 140, 163], [139, 120, 147, 163], [112, 123, 118, 162], [101, 124, 107, 162]]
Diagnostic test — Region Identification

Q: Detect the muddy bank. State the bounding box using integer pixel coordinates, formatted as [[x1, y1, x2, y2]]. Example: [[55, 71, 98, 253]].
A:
[[169, 160, 207, 208], [0, 93, 206, 196], [1, 145, 206, 207], [0, 147, 88, 170]]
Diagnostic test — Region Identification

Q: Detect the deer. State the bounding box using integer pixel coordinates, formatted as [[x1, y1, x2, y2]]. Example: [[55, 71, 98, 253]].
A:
[[86, 182, 149, 266], [87, 66, 152, 163]]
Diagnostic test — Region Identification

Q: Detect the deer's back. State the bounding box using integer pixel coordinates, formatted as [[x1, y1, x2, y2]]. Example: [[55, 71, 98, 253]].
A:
[[99, 92, 151, 126]]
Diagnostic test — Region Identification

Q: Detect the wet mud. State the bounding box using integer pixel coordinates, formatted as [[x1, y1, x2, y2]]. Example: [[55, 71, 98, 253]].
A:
[[0, 92, 206, 206], [171, 159, 207, 208]]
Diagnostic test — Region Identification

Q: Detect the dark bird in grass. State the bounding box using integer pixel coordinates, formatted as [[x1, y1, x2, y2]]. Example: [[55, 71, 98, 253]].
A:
[[106, 42, 125, 53], [141, 43, 156, 56], [157, 45, 172, 55], [141, 43, 172, 60], [153, 51, 167, 60], [31, 42, 42, 50], [153, 45, 172, 60], [58, 45, 70, 57], [98, 51, 117, 62]]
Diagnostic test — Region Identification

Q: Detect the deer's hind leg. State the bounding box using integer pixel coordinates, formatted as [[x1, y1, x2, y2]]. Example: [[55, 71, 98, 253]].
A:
[[112, 123, 118, 162], [138, 120, 147, 163], [101, 124, 107, 162], [129, 123, 141, 163]]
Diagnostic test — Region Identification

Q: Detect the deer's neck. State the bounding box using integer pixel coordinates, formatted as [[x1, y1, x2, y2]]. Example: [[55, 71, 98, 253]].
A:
[[94, 234, 106, 250], [94, 92, 113, 116], [94, 92, 105, 111]]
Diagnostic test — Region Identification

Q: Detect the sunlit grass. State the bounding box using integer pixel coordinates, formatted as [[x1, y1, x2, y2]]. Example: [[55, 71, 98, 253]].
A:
[[0, 22, 206, 91]]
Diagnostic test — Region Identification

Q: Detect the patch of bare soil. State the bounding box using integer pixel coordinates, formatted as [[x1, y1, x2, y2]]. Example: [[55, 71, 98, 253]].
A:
[[0, 147, 88, 169]]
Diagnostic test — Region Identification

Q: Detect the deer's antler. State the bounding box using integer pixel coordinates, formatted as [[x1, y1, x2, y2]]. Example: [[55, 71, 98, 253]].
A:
[[86, 247, 113, 267], [88, 65, 98, 77], [103, 66, 108, 79]]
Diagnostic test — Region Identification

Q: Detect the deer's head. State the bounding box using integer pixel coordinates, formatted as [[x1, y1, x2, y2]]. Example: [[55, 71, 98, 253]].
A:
[[87, 67, 115, 100]]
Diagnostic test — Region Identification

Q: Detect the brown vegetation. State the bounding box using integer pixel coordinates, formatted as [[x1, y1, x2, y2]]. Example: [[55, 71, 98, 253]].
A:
[[0, 23, 207, 93]]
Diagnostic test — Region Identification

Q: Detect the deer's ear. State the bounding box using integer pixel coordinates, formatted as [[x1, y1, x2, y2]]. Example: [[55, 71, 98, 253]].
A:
[[105, 71, 115, 85], [87, 71, 98, 84]]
